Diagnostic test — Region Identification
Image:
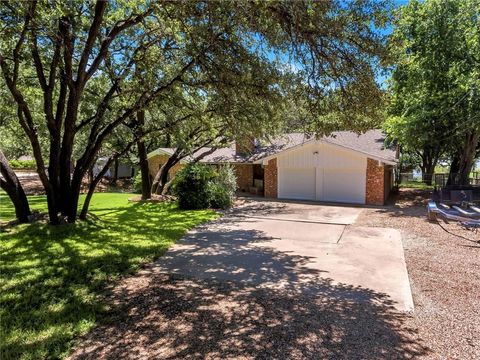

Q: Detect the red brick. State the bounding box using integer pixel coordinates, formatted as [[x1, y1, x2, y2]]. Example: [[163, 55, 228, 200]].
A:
[[264, 158, 277, 198], [234, 164, 253, 192], [365, 158, 385, 205]]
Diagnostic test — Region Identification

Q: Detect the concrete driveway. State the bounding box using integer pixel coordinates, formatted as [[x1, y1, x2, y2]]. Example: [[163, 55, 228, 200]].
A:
[[154, 199, 414, 311]]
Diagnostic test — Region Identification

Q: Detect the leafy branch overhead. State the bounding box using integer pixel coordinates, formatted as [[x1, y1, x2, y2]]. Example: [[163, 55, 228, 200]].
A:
[[0, 0, 390, 223]]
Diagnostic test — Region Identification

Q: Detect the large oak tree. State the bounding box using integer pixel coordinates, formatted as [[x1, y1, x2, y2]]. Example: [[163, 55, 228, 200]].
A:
[[0, 0, 390, 223]]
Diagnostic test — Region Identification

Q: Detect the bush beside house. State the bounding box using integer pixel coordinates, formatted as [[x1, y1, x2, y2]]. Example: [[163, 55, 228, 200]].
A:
[[173, 163, 237, 210]]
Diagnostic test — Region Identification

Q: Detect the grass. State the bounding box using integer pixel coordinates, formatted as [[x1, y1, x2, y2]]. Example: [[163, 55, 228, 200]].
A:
[[398, 181, 434, 190], [0, 193, 218, 360]]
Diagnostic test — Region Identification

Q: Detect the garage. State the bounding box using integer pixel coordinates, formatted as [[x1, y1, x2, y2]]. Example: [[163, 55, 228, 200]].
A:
[[277, 142, 367, 204]]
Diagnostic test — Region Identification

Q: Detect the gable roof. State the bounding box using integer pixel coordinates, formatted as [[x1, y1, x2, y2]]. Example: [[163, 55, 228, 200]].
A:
[[147, 130, 397, 165], [251, 130, 397, 165], [147, 145, 243, 163]]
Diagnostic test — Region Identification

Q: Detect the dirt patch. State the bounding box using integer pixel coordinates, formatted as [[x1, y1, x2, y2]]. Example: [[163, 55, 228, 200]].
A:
[[355, 188, 480, 359], [15, 172, 133, 195], [15, 172, 45, 195]]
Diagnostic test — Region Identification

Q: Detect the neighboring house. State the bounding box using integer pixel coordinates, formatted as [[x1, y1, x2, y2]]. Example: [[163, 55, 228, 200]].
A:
[[147, 129, 397, 205], [94, 158, 136, 179]]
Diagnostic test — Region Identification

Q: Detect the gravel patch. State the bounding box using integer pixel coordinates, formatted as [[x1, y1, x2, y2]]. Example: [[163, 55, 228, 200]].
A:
[[354, 189, 480, 359]]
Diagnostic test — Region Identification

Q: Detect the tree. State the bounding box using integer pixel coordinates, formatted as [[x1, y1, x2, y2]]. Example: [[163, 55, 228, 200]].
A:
[[1, 0, 390, 224], [150, 125, 229, 195], [386, 0, 480, 185], [0, 150, 31, 222], [134, 110, 152, 200]]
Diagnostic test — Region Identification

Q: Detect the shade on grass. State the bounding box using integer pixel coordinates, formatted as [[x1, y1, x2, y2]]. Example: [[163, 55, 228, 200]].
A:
[[0, 193, 217, 360]]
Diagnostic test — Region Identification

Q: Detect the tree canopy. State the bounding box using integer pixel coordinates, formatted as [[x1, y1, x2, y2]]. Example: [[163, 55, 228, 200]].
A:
[[0, 0, 391, 223], [385, 0, 480, 184]]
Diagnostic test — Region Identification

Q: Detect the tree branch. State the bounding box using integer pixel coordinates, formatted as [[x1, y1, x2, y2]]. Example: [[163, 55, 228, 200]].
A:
[[77, 0, 107, 84], [84, 7, 154, 84]]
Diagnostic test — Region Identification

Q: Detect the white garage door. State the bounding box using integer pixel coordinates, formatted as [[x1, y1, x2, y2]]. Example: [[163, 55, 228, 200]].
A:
[[278, 168, 315, 200], [278, 167, 366, 204], [322, 169, 366, 204]]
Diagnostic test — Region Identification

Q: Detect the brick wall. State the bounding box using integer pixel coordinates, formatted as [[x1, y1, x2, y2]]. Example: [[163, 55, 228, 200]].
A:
[[147, 154, 184, 180], [234, 164, 253, 192], [365, 158, 385, 205], [264, 158, 278, 198]]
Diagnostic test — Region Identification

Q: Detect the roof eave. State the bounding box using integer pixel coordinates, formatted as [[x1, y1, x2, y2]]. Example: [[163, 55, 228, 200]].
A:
[[253, 139, 398, 166]]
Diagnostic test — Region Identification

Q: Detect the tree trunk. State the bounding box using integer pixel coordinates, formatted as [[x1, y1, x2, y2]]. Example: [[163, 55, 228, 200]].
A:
[[419, 145, 443, 186], [446, 150, 461, 186], [136, 110, 151, 200], [457, 131, 479, 185], [0, 150, 31, 222], [420, 151, 436, 186], [80, 157, 114, 220], [151, 154, 180, 195], [112, 158, 119, 184]]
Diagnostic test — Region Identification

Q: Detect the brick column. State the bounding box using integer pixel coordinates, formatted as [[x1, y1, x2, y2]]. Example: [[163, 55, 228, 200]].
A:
[[264, 158, 278, 198], [234, 164, 253, 192], [365, 158, 385, 205]]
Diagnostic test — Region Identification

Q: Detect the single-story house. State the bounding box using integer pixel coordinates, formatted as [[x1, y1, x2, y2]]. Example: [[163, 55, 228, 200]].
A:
[[95, 158, 136, 179], [147, 129, 397, 205]]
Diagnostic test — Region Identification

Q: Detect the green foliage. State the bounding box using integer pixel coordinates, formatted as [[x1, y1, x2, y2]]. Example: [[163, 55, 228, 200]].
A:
[[133, 172, 143, 193], [0, 193, 217, 360], [386, 0, 480, 171], [173, 164, 237, 210], [397, 153, 421, 172], [8, 159, 36, 170], [208, 165, 237, 210], [172, 164, 216, 210]]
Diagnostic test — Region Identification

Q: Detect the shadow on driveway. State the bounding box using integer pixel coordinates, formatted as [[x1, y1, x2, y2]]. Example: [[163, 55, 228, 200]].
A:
[[69, 224, 429, 359]]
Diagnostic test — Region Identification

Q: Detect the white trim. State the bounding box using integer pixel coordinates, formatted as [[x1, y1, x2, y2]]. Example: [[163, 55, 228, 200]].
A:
[[253, 139, 397, 166]]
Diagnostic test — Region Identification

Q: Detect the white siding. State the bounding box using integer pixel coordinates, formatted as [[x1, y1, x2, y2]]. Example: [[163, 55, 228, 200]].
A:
[[277, 143, 366, 170]]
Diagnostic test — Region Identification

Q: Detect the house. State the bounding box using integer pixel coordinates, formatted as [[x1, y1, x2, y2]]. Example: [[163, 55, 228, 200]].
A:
[[147, 129, 397, 205], [94, 158, 136, 179]]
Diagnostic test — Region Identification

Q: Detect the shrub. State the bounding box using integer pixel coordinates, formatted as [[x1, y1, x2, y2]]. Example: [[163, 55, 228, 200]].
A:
[[173, 163, 237, 210], [9, 159, 36, 170], [172, 163, 216, 209], [209, 165, 236, 209], [133, 172, 143, 193]]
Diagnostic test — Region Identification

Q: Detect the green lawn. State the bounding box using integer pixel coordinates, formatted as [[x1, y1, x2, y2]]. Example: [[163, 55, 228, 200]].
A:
[[398, 181, 434, 190], [0, 193, 218, 360]]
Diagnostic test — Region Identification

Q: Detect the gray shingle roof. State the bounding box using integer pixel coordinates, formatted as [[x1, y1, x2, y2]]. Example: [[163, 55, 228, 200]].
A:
[[148, 130, 397, 164], [248, 129, 396, 163]]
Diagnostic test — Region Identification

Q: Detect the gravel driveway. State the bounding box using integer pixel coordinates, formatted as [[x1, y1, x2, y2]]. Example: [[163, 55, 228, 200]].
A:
[[354, 189, 480, 359]]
